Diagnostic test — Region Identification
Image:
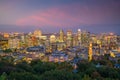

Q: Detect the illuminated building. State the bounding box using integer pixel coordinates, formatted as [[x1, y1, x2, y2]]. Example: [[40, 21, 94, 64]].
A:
[[50, 35, 56, 43], [28, 32, 32, 36], [26, 46, 46, 54], [56, 42, 66, 51], [21, 35, 25, 42], [77, 29, 81, 45], [73, 34, 78, 46], [49, 35, 56, 51], [33, 29, 42, 38], [91, 34, 97, 43], [67, 30, 72, 40], [59, 29, 64, 42], [38, 36, 47, 45], [104, 33, 118, 50], [3, 33, 9, 38], [49, 51, 68, 62], [66, 30, 72, 47], [40, 36, 47, 40], [110, 51, 115, 58], [14, 32, 19, 37], [45, 39, 50, 52], [8, 38, 20, 49], [88, 42, 93, 61], [31, 36, 38, 46], [0, 39, 8, 50], [81, 31, 90, 47]]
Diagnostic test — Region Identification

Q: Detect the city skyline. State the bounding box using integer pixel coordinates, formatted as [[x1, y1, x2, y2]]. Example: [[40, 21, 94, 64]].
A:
[[0, 0, 120, 34], [0, 1, 120, 79]]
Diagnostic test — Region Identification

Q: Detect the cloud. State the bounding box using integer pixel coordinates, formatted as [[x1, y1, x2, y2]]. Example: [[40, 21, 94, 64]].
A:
[[16, 8, 79, 27], [15, 1, 120, 28]]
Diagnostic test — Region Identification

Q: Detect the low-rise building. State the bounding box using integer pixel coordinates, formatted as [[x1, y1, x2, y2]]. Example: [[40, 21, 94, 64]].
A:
[[26, 46, 46, 54], [49, 51, 68, 62]]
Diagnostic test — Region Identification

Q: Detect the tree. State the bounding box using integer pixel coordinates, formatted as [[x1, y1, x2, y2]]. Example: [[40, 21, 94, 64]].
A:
[[33, 62, 56, 74], [85, 67, 96, 76], [40, 70, 81, 80], [16, 62, 34, 73], [56, 62, 73, 72], [0, 72, 7, 80], [97, 67, 119, 79], [77, 60, 92, 72], [8, 72, 38, 80], [82, 75, 91, 80], [91, 71, 102, 80], [30, 59, 42, 66], [0, 60, 16, 74]]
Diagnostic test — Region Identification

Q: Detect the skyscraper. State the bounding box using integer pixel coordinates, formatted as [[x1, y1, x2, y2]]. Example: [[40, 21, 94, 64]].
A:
[[73, 34, 78, 46], [77, 29, 81, 46], [59, 29, 64, 42], [66, 30, 72, 47], [50, 35, 57, 51]]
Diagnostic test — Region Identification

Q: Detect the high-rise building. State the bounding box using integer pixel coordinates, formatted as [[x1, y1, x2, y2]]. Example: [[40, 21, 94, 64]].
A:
[[66, 30, 72, 47], [73, 34, 78, 46], [77, 29, 81, 45], [88, 42, 93, 61], [33, 29, 42, 38], [81, 31, 90, 47], [67, 30, 72, 40], [50, 35, 57, 51], [59, 29, 64, 42], [50, 35, 56, 43]]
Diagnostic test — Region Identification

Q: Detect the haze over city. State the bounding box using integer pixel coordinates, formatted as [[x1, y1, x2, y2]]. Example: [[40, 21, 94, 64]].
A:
[[0, 0, 120, 34]]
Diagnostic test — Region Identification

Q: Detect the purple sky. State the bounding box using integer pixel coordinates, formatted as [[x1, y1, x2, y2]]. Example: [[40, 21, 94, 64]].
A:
[[0, 0, 120, 34]]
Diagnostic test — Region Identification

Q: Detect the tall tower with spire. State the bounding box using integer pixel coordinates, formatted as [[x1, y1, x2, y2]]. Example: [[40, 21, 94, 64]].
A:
[[88, 42, 93, 61]]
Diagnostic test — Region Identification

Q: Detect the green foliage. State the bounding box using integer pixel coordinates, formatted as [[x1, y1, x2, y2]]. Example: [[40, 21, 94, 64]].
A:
[[0, 72, 7, 80], [90, 71, 102, 80], [8, 72, 38, 80], [0, 61, 16, 75], [40, 70, 81, 80], [77, 60, 93, 72], [82, 74, 91, 80], [97, 67, 119, 79], [30, 59, 42, 66], [56, 62, 73, 71], [117, 59, 120, 64], [16, 62, 34, 73], [33, 62, 56, 74], [85, 67, 96, 76], [0, 58, 120, 80]]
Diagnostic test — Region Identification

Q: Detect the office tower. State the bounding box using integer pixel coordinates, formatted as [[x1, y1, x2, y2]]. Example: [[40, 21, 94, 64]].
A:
[[77, 29, 81, 46], [59, 29, 64, 42], [73, 34, 78, 46], [34, 29, 42, 38], [66, 30, 72, 47]]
